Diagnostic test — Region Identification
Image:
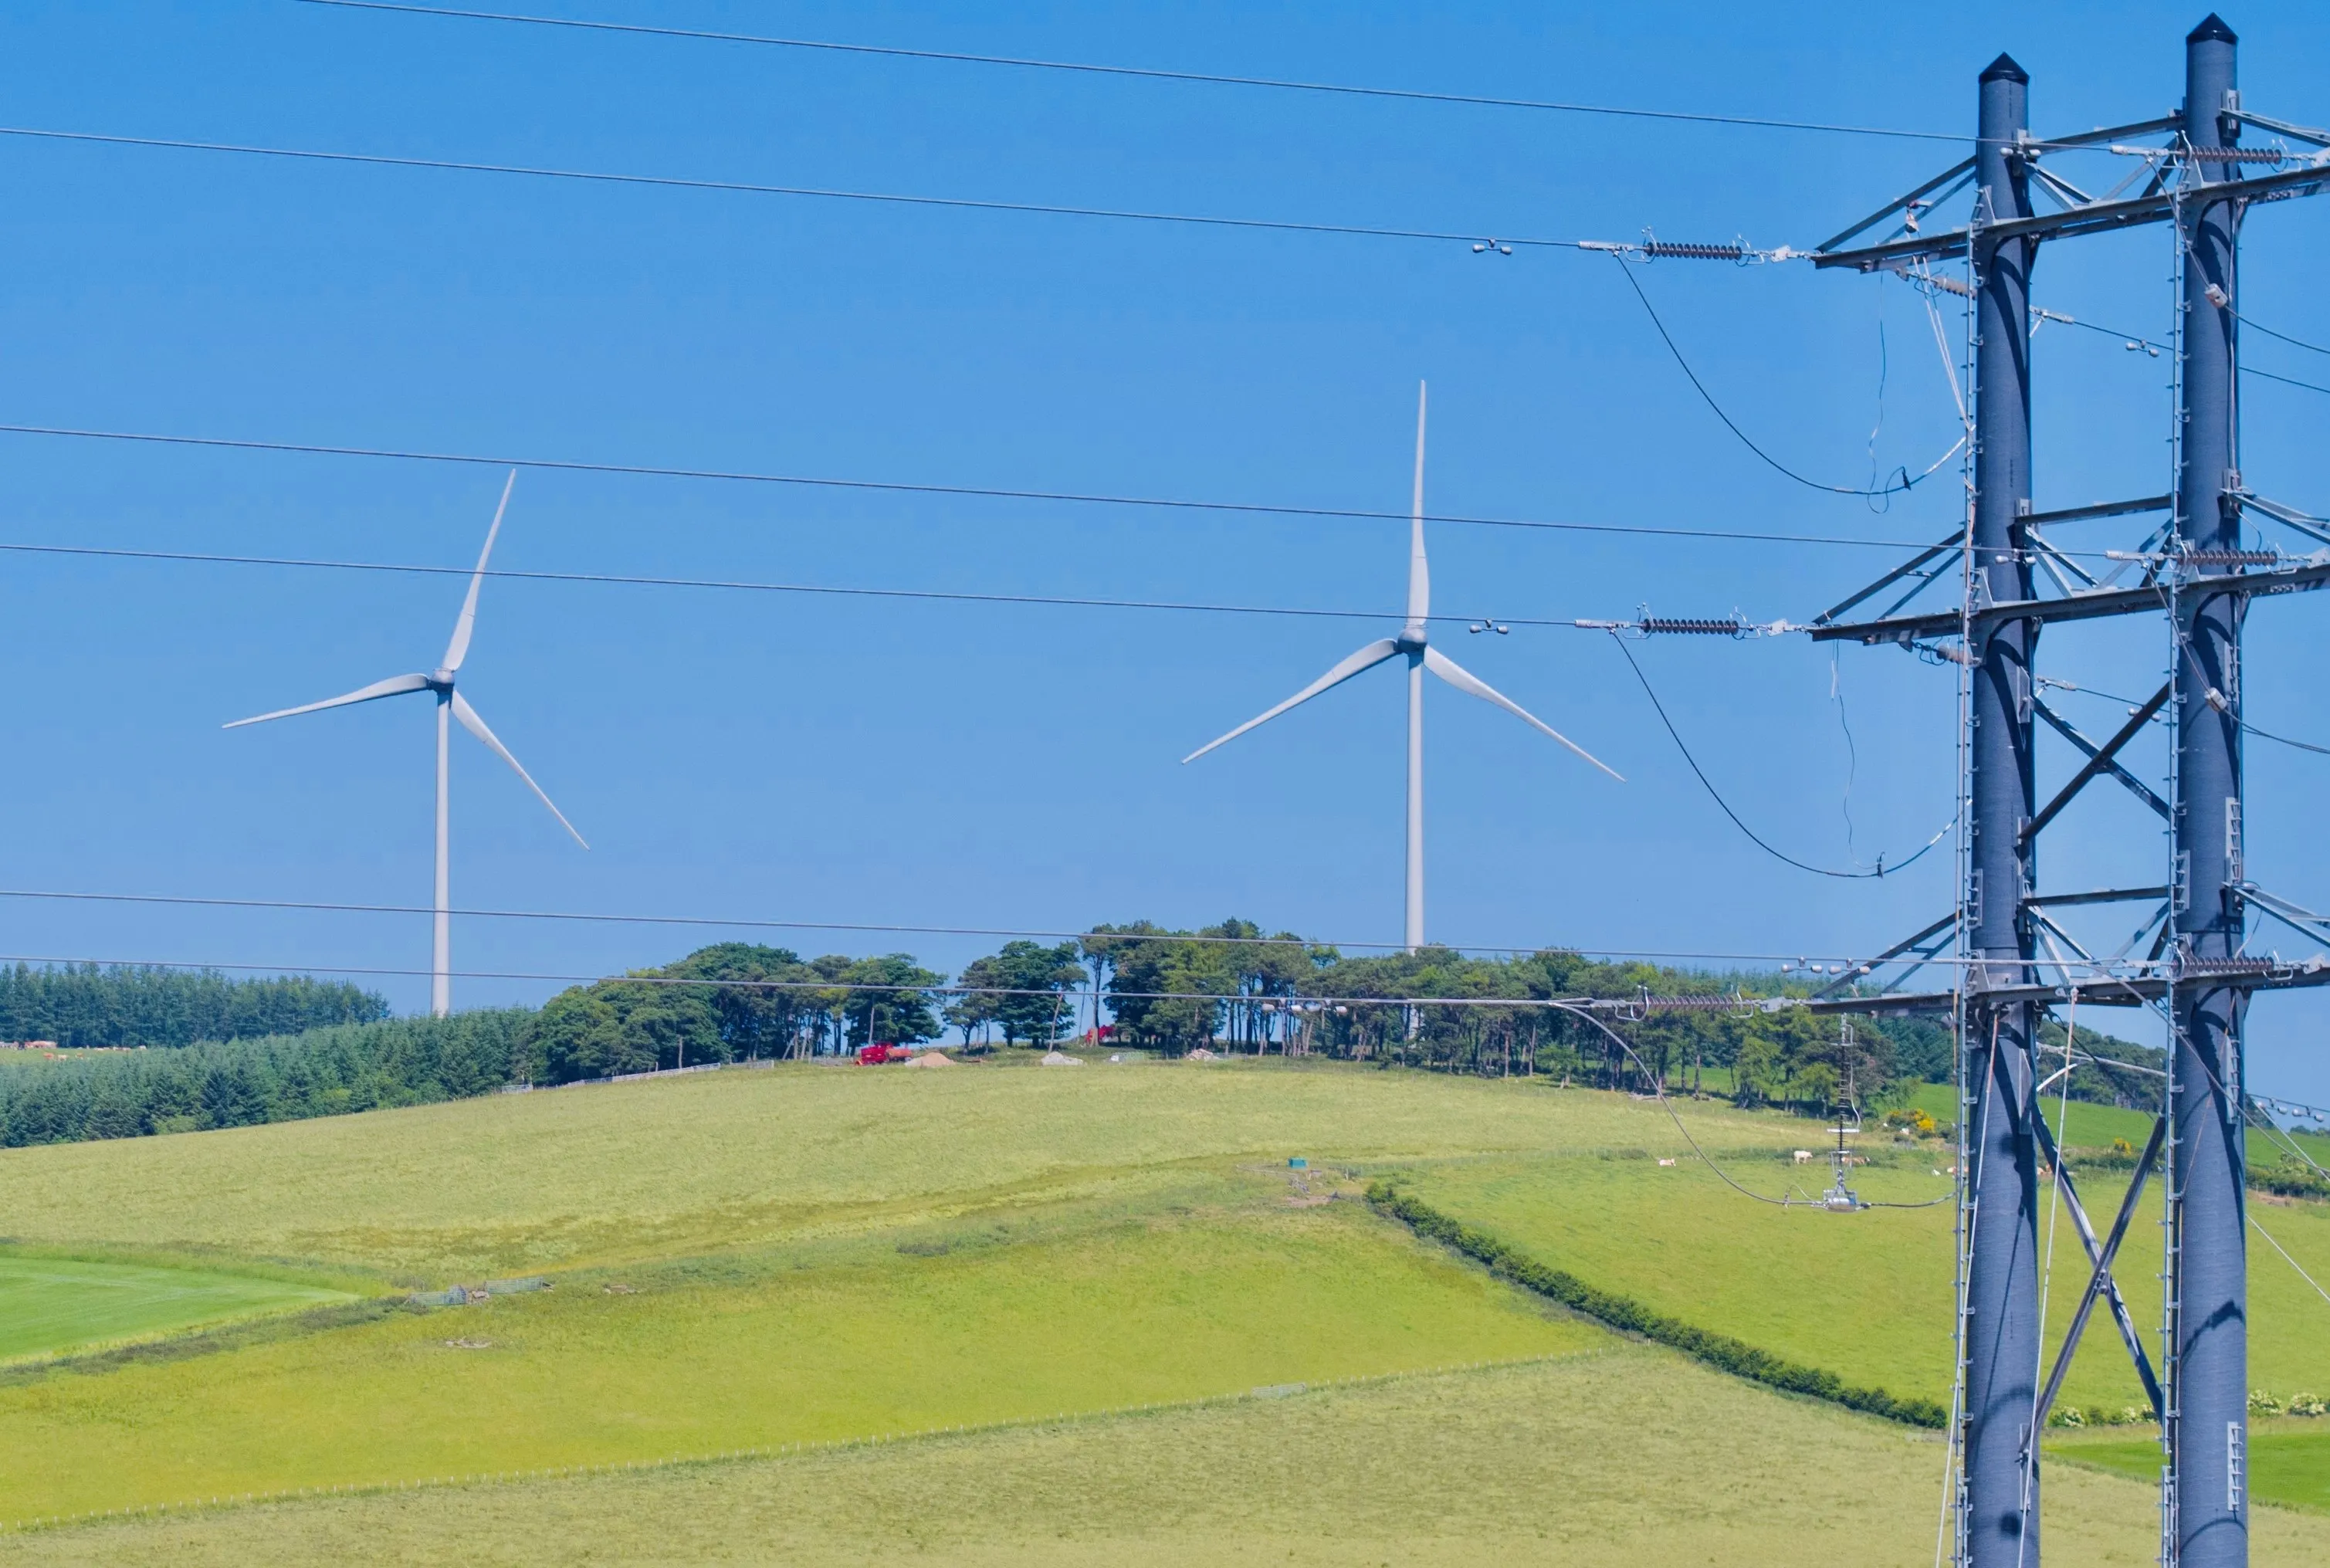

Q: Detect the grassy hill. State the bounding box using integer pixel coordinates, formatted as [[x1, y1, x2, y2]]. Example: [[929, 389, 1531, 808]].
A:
[[0, 1055, 2322, 1562], [1399, 1149, 2330, 1417]]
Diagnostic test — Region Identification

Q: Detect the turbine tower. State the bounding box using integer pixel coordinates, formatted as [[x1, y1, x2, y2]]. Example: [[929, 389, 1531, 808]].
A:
[[1183, 383, 1618, 950], [227, 471, 588, 1015]]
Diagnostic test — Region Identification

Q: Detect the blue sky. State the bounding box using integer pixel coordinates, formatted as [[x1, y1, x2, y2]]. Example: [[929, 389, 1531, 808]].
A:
[[2, 2, 2326, 1099]]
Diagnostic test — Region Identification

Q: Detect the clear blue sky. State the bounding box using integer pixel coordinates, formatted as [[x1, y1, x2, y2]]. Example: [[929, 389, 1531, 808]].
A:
[[2, 2, 2325, 1099]]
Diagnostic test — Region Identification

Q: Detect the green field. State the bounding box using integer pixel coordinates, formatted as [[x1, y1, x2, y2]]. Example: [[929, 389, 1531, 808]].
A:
[[2053, 1421, 2330, 1518], [1400, 1148, 2330, 1417], [0, 1197, 1593, 1519], [1907, 1080, 2330, 1170], [0, 1255, 354, 1364], [0, 1057, 2322, 1561], [0, 1060, 1780, 1279], [16, 1352, 2330, 1567]]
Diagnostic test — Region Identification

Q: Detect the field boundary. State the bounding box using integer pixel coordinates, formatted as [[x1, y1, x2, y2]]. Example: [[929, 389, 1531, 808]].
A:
[[1368, 1181, 1947, 1429], [0, 1350, 1602, 1536]]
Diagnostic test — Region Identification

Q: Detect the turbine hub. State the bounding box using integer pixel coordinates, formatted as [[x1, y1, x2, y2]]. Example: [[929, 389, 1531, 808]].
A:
[[428, 669, 456, 690], [1395, 628, 1427, 654]]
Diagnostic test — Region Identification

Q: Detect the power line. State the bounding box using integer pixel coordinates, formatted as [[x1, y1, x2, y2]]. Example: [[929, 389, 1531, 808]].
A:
[[2039, 308, 2330, 397], [0, 539, 1620, 630], [2244, 364, 2330, 398], [1606, 254, 1949, 500], [2231, 311, 2330, 358], [0, 886, 1505, 956], [0, 122, 1592, 252], [0, 900, 2004, 970], [0, 947, 1841, 1001], [296, 0, 1965, 145], [0, 421, 1996, 553], [2240, 718, 2330, 758], [1604, 632, 1951, 879], [2045, 670, 2330, 758]]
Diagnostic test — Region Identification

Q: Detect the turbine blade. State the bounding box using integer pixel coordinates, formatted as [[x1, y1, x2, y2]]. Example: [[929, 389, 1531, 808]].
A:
[[442, 469, 517, 674], [223, 672, 432, 729], [1423, 646, 1624, 781], [450, 691, 590, 848], [1181, 638, 1402, 764], [1406, 381, 1430, 631]]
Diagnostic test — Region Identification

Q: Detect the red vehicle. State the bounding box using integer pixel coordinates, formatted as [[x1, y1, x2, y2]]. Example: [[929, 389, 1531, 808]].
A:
[[856, 1042, 904, 1065]]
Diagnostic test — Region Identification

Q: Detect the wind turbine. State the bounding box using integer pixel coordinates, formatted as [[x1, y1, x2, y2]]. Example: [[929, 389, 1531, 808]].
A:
[[226, 471, 588, 1015], [1183, 383, 1619, 952]]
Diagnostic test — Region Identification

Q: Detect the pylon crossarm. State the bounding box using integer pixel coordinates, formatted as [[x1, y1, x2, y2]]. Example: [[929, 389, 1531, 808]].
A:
[[2027, 687, 2174, 842], [2240, 883, 2330, 947], [2232, 110, 2330, 150], [1808, 911, 1958, 1001], [2027, 886, 2173, 910], [1814, 553, 2330, 644], [1810, 955, 2330, 1018], [2030, 909, 2098, 971], [1814, 157, 1976, 255], [2026, 527, 2100, 593], [2027, 1116, 2170, 1443], [2030, 161, 2105, 211], [2037, 114, 2185, 152], [2029, 495, 2173, 527], [1817, 153, 2330, 270], [1811, 531, 1965, 627], [2237, 493, 2330, 550]]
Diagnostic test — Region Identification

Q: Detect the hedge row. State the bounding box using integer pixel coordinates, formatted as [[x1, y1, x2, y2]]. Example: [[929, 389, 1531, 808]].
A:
[[2253, 1160, 2330, 1202], [1368, 1182, 1948, 1429]]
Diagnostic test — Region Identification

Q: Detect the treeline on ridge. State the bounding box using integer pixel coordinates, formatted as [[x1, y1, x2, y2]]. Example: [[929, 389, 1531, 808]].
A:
[[520, 925, 2167, 1117], [0, 1011, 525, 1146], [0, 963, 388, 1048], [0, 926, 2177, 1149]]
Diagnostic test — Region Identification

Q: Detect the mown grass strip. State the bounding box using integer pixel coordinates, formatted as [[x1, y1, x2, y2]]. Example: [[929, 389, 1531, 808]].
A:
[[1367, 1181, 1946, 1428], [0, 1352, 1576, 1535]]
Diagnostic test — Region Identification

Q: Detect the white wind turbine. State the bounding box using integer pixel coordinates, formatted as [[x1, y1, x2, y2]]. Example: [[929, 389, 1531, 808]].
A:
[[226, 471, 588, 1015], [1183, 383, 1620, 952]]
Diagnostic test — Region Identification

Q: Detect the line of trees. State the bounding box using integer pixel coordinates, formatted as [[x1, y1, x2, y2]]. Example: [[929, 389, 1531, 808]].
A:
[[514, 926, 1974, 1113], [0, 963, 388, 1049], [438, 926, 2180, 1107], [0, 1011, 526, 1146], [0, 933, 2181, 1146], [520, 944, 948, 1084]]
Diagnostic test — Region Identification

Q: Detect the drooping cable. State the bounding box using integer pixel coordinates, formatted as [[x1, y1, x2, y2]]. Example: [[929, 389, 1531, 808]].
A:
[[295, 0, 1966, 144], [2044, 676, 2328, 759], [2226, 309, 2330, 357], [2243, 364, 2330, 398], [2250, 1214, 2330, 1310], [1607, 632, 1951, 879], [2039, 307, 2330, 396], [1546, 999, 1950, 1210], [2246, 1105, 2330, 1182], [2241, 719, 2330, 757], [1832, 654, 1861, 865], [1607, 255, 1950, 500]]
